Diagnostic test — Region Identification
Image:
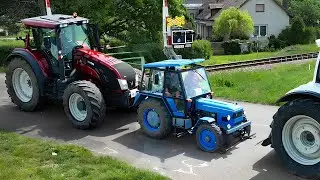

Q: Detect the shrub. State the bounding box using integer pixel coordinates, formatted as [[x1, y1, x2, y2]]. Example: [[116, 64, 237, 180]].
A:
[[191, 40, 213, 59], [221, 39, 252, 55], [278, 16, 316, 45], [0, 40, 24, 66], [176, 39, 213, 59], [268, 34, 286, 50], [222, 39, 241, 55]]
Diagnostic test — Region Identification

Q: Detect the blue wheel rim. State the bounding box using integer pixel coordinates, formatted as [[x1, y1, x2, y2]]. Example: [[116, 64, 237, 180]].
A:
[[198, 129, 216, 151], [143, 109, 161, 131]]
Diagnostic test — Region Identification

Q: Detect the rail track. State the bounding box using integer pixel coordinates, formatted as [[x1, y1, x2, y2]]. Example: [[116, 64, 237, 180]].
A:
[[205, 52, 319, 72]]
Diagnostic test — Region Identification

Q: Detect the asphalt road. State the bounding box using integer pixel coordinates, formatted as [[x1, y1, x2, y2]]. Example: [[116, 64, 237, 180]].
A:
[[0, 74, 306, 180]]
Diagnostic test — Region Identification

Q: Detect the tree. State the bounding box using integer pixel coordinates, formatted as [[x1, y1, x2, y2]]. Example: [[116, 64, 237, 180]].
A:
[[213, 7, 254, 41], [0, 0, 43, 35], [51, 0, 190, 44], [289, 0, 320, 26]]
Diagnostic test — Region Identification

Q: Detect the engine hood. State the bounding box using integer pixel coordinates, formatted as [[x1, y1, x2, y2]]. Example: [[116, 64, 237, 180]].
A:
[[195, 98, 243, 114], [76, 48, 137, 88]]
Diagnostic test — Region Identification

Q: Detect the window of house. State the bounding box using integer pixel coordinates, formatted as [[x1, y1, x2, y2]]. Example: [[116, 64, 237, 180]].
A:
[[254, 25, 267, 37], [256, 4, 265, 12]]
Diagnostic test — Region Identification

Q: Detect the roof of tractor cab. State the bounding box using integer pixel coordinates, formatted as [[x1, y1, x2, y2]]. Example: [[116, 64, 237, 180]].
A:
[[144, 59, 205, 68], [22, 14, 89, 29]]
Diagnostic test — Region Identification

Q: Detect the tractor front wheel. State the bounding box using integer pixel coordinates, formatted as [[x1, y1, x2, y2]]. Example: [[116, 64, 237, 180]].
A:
[[137, 98, 172, 139], [63, 81, 106, 130], [196, 123, 222, 153], [5, 58, 42, 111], [272, 98, 320, 178]]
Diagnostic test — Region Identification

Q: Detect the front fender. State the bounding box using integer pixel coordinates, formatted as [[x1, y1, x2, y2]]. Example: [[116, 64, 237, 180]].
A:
[[6, 49, 46, 95], [191, 117, 215, 134]]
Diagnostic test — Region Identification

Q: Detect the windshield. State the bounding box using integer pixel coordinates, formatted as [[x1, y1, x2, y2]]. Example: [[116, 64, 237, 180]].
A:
[[60, 24, 91, 56], [181, 68, 211, 98]]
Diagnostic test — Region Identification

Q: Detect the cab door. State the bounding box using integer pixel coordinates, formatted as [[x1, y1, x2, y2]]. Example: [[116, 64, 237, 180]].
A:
[[163, 71, 186, 117]]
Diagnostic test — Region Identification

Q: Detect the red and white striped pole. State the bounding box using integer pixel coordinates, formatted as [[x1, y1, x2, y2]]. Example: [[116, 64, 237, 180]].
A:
[[45, 0, 52, 16], [163, 0, 171, 48]]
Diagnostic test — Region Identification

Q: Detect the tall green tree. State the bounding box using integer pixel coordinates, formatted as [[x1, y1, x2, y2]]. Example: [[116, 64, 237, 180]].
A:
[[0, 0, 42, 34], [51, 0, 189, 44], [213, 7, 254, 41], [289, 0, 320, 26]]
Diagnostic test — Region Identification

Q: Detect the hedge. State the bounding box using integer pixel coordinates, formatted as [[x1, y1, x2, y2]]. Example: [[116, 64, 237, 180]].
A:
[[175, 39, 213, 60], [0, 40, 24, 66]]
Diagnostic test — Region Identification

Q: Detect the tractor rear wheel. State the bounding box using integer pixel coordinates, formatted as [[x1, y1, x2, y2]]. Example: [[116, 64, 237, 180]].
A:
[[196, 123, 222, 153], [63, 80, 106, 130], [137, 98, 172, 139], [272, 98, 320, 178], [5, 57, 43, 111]]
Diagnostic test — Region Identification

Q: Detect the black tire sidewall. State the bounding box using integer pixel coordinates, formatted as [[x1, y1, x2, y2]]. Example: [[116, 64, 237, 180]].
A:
[[272, 99, 320, 178], [63, 84, 94, 128], [6, 58, 41, 111]]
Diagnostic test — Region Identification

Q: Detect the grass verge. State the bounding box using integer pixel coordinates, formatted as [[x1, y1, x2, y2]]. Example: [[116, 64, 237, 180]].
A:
[[0, 130, 167, 180], [203, 44, 319, 65], [209, 61, 316, 105]]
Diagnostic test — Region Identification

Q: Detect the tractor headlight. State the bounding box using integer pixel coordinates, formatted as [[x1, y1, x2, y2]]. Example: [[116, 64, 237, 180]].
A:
[[227, 115, 231, 121], [118, 79, 128, 90]]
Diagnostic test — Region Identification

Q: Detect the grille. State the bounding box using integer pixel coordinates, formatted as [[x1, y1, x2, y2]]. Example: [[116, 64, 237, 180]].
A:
[[233, 110, 243, 119]]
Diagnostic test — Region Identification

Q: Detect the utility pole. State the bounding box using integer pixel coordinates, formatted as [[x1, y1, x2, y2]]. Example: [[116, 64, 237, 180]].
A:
[[162, 0, 181, 60], [44, 0, 52, 15]]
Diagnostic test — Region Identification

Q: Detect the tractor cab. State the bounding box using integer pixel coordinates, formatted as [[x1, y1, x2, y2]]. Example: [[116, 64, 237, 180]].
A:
[[20, 14, 100, 78], [137, 59, 213, 117]]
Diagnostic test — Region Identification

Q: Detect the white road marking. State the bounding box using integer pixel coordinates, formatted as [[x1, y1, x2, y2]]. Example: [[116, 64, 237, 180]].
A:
[[173, 159, 209, 176], [103, 147, 118, 154]]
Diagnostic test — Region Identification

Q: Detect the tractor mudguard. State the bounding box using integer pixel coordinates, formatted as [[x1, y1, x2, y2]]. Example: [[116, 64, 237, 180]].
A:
[[133, 93, 146, 107], [277, 82, 320, 103], [191, 117, 215, 134], [6, 49, 46, 95]]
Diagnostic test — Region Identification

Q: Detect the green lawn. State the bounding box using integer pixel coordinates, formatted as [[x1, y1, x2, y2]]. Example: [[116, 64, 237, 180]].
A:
[[0, 131, 167, 180], [203, 44, 319, 65], [209, 60, 316, 105]]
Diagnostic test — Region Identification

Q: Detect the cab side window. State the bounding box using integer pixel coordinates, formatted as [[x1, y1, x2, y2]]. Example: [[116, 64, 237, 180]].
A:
[[164, 71, 182, 98]]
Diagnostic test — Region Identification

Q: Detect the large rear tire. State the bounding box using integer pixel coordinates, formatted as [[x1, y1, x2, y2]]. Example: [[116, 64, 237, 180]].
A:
[[272, 98, 320, 179], [137, 98, 172, 139], [63, 80, 106, 130], [5, 57, 43, 111]]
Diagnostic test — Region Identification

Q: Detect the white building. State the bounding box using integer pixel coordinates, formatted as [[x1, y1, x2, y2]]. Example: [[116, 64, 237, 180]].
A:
[[183, 0, 291, 40]]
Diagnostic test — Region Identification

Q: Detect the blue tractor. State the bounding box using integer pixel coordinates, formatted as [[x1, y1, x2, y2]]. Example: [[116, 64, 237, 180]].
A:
[[133, 59, 252, 152]]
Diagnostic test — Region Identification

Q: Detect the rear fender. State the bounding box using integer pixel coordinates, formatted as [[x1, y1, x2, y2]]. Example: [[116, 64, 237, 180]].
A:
[[191, 117, 215, 134], [6, 49, 46, 95], [134, 93, 173, 116], [276, 91, 320, 103]]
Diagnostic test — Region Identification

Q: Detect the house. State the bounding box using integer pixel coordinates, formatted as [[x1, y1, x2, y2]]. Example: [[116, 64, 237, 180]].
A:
[[183, 0, 291, 41]]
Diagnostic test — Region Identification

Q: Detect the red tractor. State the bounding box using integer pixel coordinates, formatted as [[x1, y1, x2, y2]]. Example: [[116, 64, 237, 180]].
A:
[[5, 13, 140, 129]]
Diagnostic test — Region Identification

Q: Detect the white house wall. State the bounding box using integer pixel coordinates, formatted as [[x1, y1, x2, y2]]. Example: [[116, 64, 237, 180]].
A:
[[240, 0, 290, 37]]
